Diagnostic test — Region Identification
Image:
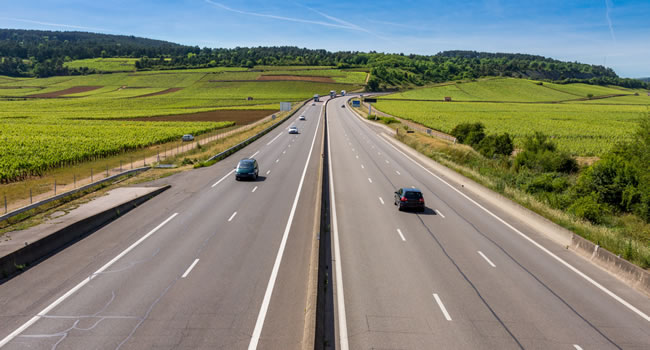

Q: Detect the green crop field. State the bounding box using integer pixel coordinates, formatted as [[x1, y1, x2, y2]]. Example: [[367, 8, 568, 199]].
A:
[[0, 66, 363, 182], [375, 78, 648, 156], [64, 58, 139, 72]]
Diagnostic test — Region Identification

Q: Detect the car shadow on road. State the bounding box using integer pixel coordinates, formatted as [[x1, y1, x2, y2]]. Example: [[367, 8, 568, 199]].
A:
[[410, 207, 437, 216], [254, 176, 267, 182]]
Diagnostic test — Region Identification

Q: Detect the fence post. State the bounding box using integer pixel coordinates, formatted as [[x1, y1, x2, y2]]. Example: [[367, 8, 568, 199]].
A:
[[74, 174, 76, 188], [106, 166, 108, 177], [4, 195, 7, 214], [30, 188, 32, 204], [91, 168, 93, 182], [120, 160, 123, 172], [54, 179, 57, 195], [157, 149, 160, 163], [131, 157, 133, 169]]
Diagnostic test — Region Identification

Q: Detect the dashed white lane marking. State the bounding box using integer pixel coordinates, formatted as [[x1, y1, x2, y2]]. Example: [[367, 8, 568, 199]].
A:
[[478, 251, 496, 268], [435, 209, 445, 218], [368, 178, 373, 183], [573, 345, 583, 350], [252, 186, 258, 193], [355, 155, 359, 159], [411, 186, 415, 189], [181, 259, 200, 278], [396, 229, 406, 241], [266, 170, 271, 175], [275, 159, 279, 163], [352, 148, 355, 151], [228, 212, 237, 222], [288, 144, 291, 148], [385, 160, 390, 164], [361, 164, 365, 169], [267, 133, 282, 146], [0, 213, 179, 347], [378, 152, 381, 155], [433, 293, 452, 321], [396, 171, 401, 175], [250, 151, 260, 158], [379, 197, 384, 205], [283, 150, 286, 154], [212, 169, 236, 188]]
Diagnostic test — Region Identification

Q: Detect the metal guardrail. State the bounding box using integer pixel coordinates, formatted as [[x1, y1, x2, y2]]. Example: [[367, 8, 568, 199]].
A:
[[208, 100, 309, 162], [0, 167, 150, 223]]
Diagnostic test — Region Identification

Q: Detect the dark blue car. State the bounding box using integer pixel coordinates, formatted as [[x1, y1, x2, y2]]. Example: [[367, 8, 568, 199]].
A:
[[235, 158, 259, 181]]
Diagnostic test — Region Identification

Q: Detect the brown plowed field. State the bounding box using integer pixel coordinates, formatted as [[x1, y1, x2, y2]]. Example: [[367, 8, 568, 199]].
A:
[[132, 87, 183, 98], [257, 75, 335, 83], [122, 109, 277, 124], [27, 86, 102, 98]]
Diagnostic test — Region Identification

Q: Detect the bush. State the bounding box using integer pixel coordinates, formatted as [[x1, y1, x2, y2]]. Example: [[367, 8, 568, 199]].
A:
[[451, 122, 485, 145], [477, 133, 514, 158], [514, 132, 577, 173], [569, 193, 610, 224]]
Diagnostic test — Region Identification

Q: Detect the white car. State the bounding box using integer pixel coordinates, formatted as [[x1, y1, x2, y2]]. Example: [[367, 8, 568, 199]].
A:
[[288, 126, 299, 134], [299, 115, 306, 121]]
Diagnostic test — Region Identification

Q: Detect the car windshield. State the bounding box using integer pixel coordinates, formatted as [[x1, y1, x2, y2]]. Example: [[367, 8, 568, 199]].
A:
[[238, 161, 253, 169], [404, 191, 422, 199]]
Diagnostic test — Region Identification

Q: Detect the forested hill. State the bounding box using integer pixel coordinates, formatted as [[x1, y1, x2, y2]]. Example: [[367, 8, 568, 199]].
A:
[[0, 29, 647, 90]]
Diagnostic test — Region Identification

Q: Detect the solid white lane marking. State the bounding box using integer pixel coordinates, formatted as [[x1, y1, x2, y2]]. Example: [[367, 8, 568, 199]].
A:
[[248, 104, 323, 350], [433, 293, 452, 321], [228, 212, 237, 222], [181, 259, 200, 278], [252, 186, 258, 193], [266, 170, 271, 175], [435, 209, 445, 218], [379, 197, 384, 205], [396, 170, 401, 175], [573, 345, 583, 350], [212, 169, 236, 188], [368, 178, 373, 183], [478, 251, 496, 268], [380, 134, 650, 323], [250, 151, 260, 158], [327, 115, 349, 350], [0, 213, 178, 347], [396, 229, 406, 241]]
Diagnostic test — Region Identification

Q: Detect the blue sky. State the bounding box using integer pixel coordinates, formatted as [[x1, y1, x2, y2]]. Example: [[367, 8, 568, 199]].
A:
[[1, 0, 648, 77]]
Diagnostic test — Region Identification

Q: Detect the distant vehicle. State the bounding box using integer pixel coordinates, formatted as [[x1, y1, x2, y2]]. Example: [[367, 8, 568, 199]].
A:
[[341, 90, 346, 96], [288, 126, 299, 134], [299, 115, 306, 120], [313, 94, 320, 102], [235, 158, 259, 181], [394, 188, 425, 212], [312, 102, 316, 106], [330, 90, 336, 98], [181, 134, 194, 142]]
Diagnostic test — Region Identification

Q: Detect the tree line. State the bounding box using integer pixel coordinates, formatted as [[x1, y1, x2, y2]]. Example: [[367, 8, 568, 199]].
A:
[[1, 29, 648, 89]]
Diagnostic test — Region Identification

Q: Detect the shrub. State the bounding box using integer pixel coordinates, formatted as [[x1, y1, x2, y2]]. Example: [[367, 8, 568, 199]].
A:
[[477, 133, 514, 158], [569, 193, 610, 224], [451, 122, 485, 145], [514, 132, 577, 173]]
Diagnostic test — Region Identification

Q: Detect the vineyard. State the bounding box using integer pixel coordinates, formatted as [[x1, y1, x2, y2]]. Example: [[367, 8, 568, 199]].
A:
[[375, 78, 649, 156], [0, 66, 364, 182]]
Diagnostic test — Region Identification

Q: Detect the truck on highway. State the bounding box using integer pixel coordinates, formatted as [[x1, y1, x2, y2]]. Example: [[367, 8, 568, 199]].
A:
[[330, 90, 336, 98], [313, 94, 320, 102], [341, 90, 346, 96]]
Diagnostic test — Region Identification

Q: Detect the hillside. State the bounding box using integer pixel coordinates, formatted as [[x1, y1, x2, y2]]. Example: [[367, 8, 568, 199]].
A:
[[1, 29, 647, 90]]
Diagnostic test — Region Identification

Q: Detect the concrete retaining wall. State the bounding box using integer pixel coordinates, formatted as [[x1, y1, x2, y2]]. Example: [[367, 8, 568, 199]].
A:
[[0, 185, 170, 279]]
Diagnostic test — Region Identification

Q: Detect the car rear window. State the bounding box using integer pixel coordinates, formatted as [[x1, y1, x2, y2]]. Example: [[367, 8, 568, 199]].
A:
[[404, 191, 422, 199], [238, 161, 254, 169]]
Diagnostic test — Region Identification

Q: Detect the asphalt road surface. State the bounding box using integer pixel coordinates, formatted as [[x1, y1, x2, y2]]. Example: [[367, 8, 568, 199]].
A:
[[326, 97, 650, 350], [0, 102, 324, 349]]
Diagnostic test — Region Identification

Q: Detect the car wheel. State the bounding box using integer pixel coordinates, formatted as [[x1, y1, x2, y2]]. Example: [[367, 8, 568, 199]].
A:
[[397, 204, 403, 211]]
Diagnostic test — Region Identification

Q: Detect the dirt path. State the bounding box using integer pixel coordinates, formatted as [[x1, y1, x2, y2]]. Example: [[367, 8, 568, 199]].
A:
[[26, 86, 103, 98]]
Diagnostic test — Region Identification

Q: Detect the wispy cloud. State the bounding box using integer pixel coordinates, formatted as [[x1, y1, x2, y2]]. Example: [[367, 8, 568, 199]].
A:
[[0, 17, 105, 31], [605, 0, 616, 41], [205, 0, 363, 31]]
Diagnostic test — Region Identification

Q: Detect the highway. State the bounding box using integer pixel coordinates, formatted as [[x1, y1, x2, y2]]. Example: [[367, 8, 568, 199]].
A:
[[0, 102, 324, 349], [326, 96, 650, 349], [0, 94, 649, 350]]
